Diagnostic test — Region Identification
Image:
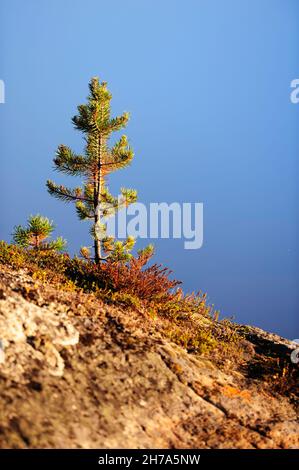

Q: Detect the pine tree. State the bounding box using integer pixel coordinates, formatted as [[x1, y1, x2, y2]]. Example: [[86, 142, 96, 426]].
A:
[[13, 215, 66, 251], [47, 77, 137, 263]]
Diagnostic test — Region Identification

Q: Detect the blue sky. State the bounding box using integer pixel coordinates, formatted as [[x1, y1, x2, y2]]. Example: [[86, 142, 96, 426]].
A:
[[0, 0, 298, 337]]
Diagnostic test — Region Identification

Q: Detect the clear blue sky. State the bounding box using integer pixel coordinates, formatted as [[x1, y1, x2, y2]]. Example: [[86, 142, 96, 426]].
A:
[[0, 0, 298, 337]]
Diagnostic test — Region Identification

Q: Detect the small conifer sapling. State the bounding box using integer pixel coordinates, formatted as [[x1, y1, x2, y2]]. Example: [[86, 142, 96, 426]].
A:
[[13, 215, 66, 251]]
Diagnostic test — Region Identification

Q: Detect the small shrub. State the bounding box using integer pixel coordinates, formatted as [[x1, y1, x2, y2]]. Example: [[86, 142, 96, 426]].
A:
[[64, 249, 181, 305], [109, 291, 143, 310], [0, 241, 26, 268], [12, 215, 66, 251], [166, 323, 218, 355]]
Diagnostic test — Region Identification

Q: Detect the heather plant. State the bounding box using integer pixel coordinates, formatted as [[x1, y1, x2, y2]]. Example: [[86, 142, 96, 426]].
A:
[[64, 244, 178, 299]]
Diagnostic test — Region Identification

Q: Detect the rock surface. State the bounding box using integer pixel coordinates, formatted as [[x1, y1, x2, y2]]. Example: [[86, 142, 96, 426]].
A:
[[0, 266, 298, 449]]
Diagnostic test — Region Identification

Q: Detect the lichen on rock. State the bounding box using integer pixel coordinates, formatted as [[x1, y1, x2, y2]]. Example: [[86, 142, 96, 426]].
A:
[[0, 290, 79, 381]]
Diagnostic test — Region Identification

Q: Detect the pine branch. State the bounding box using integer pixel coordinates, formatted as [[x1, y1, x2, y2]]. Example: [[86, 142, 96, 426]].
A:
[[46, 236, 67, 252], [46, 180, 92, 203], [12, 225, 30, 247], [108, 112, 130, 132], [120, 187, 138, 206], [53, 145, 88, 176], [76, 201, 94, 220]]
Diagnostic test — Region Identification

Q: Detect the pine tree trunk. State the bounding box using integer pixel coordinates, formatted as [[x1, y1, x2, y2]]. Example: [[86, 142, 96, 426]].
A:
[[94, 204, 102, 263], [94, 227, 101, 263], [94, 135, 103, 264]]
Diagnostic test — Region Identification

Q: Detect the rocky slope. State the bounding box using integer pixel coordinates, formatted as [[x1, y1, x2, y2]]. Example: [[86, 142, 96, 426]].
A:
[[0, 265, 298, 449]]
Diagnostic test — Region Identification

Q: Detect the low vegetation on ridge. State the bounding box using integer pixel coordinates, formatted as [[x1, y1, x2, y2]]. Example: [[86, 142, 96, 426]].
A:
[[1, 240, 297, 400], [0, 239, 239, 359]]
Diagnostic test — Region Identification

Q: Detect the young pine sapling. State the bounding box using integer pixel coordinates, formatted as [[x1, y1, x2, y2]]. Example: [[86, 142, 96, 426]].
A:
[[47, 77, 139, 263], [13, 215, 66, 251]]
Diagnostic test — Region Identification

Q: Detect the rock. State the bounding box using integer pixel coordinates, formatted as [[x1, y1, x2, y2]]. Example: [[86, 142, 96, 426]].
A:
[[0, 288, 79, 381], [0, 266, 298, 449]]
